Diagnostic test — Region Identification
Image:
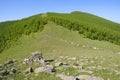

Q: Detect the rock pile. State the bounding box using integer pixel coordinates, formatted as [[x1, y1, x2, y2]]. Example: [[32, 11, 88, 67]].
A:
[[23, 51, 55, 74], [0, 60, 16, 80], [35, 65, 54, 74], [23, 51, 43, 64]]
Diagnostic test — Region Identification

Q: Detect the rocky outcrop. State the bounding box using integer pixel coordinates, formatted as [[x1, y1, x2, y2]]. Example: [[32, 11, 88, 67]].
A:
[[23, 51, 43, 64], [35, 65, 54, 74]]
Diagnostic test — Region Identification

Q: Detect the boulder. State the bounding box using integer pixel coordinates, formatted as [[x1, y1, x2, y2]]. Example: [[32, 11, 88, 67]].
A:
[[44, 65, 55, 73], [35, 65, 54, 74], [23, 51, 43, 64], [76, 75, 104, 80]]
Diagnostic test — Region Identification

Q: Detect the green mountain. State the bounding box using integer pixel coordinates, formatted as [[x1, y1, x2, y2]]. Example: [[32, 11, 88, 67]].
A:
[[0, 11, 120, 80], [0, 11, 120, 53]]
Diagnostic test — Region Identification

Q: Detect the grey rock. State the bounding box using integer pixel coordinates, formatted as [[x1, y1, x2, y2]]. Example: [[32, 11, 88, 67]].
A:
[[44, 65, 54, 73], [23, 51, 43, 64], [7, 78, 14, 80], [5, 60, 14, 65], [79, 70, 93, 74], [11, 68, 17, 73], [55, 62, 63, 67], [0, 76, 3, 80], [76, 75, 104, 80], [68, 57, 76, 60], [2, 69, 9, 76], [24, 67, 33, 74], [35, 67, 44, 73], [74, 77, 80, 80], [35, 65, 54, 74], [56, 74, 75, 80], [0, 65, 3, 71]]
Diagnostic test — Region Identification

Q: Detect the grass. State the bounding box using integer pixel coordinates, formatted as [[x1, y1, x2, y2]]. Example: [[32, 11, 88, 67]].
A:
[[0, 22, 120, 80]]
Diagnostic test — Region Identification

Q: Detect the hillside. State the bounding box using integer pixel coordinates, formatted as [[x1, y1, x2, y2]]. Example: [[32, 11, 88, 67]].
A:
[[0, 11, 120, 80], [0, 11, 120, 53], [47, 12, 120, 45], [0, 22, 120, 80]]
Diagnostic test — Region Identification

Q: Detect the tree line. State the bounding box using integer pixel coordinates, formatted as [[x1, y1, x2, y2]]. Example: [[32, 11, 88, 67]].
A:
[[0, 12, 120, 53], [0, 15, 47, 53], [47, 14, 120, 45]]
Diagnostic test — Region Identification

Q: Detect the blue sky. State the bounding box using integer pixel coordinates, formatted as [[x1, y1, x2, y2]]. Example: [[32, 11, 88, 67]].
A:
[[0, 0, 120, 23]]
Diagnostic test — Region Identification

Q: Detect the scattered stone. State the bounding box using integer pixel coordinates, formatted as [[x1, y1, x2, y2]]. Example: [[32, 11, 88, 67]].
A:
[[0, 64, 3, 68], [7, 78, 14, 80], [0, 76, 3, 80], [82, 45, 86, 47], [11, 68, 17, 73], [2, 69, 9, 76], [44, 59, 54, 63], [44, 65, 55, 73], [56, 74, 103, 80], [35, 67, 44, 73], [72, 65, 78, 69], [68, 57, 76, 60], [78, 65, 83, 70], [93, 47, 97, 50], [23, 58, 29, 64], [59, 56, 64, 59], [5, 60, 14, 65], [115, 71, 120, 75], [76, 75, 104, 80], [97, 66, 106, 71], [117, 52, 120, 54], [35, 65, 54, 74], [74, 77, 80, 80], [87, 66, 96, 70], [23, 51, 43, 64], [76, 44, 80, 47], [79, 70, 93, 74], [55, 62, 63, 67], [24, 67, 33, 74], [0, 65, 3, 71], [90, 60, 95, 64], [56, 74, 75, 80]]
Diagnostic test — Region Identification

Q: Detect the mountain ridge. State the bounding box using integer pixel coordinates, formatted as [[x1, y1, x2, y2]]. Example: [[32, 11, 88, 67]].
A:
[[0, 11, 120, 53]]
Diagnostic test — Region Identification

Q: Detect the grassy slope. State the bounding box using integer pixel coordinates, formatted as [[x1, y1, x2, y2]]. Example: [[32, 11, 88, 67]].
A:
[[48, 11, 120, 32], [0, 22, 120, 80]]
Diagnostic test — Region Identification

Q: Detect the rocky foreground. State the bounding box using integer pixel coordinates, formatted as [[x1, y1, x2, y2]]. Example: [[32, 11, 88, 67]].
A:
[[0, 51, 120, 80]]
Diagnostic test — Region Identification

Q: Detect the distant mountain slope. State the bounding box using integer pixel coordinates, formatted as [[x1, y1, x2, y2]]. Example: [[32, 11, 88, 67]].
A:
[[0, 11, 120, 53], [48, 11, 120, 32], [47, 11, 120, 44]]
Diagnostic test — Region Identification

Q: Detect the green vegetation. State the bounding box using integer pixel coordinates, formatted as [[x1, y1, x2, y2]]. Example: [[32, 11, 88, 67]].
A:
[[0, 11, 120, 80], [47, 11, 120, 45], [0, 22, 120, 80], [0, 11, 120, 53], [0, 15, 47, 52]]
